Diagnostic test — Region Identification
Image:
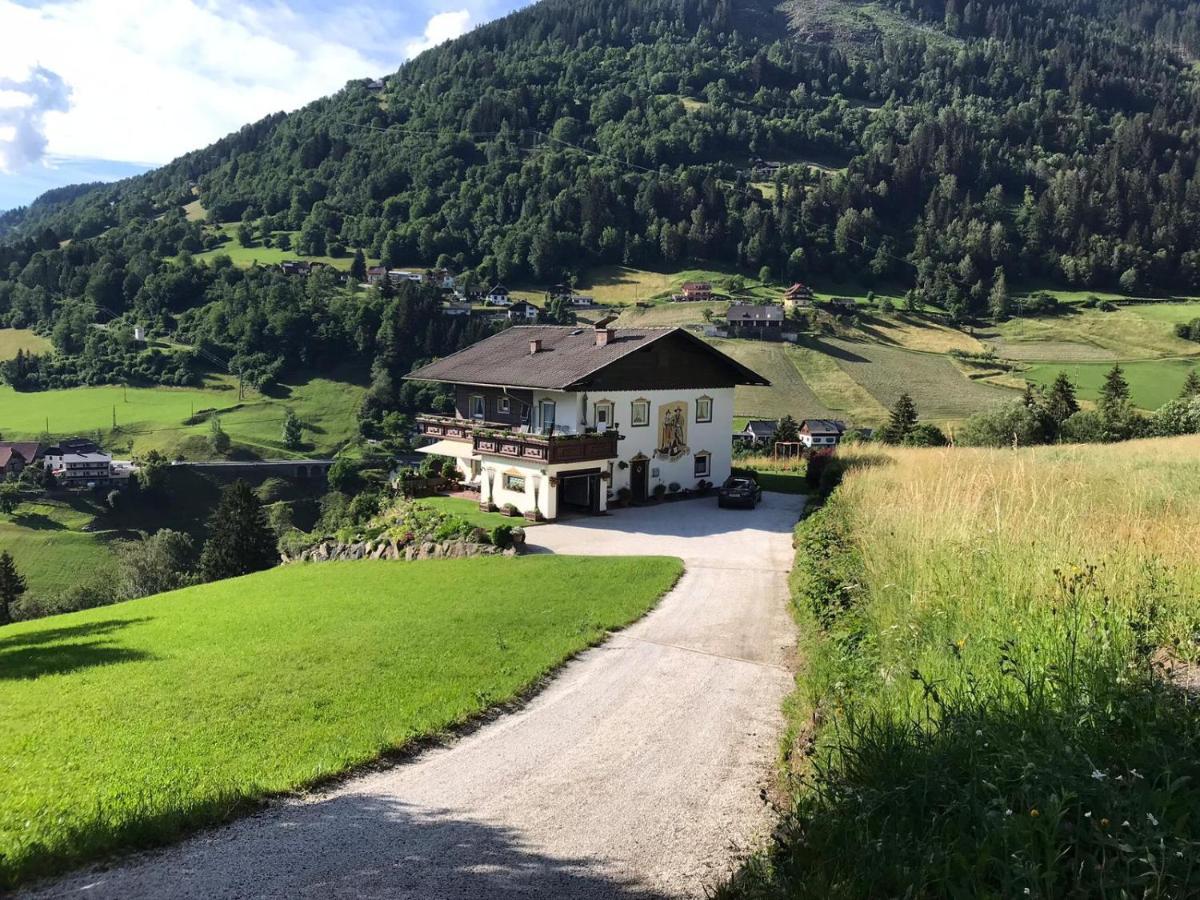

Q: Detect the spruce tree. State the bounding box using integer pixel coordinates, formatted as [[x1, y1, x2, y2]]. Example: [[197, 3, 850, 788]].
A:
[[0, 550, 26, 625], [282, 409, 302, 450], [881, 393, 919, 444], [1046, 372, 1080, 424], [199, 481, 278, 582], [350, 248, 367, 282], [1099, 364, 1131, 413], [1181, 368, 1200, 400], [774, 415, 800, 444]]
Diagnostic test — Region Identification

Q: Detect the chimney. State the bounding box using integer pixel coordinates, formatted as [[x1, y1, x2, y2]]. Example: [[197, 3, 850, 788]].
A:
[[529, 338, 543, 355], [594, 314, 618, 347]]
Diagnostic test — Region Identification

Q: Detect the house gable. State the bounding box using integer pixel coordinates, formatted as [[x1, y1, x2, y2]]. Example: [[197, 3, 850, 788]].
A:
[[573, 330, 767, 391]]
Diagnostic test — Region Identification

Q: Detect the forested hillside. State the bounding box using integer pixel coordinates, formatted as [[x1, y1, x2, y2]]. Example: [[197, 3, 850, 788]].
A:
[[2, 0, 1200, 403]]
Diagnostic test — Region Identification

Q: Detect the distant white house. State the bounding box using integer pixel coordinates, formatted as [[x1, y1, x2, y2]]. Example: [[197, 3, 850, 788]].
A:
[[799, 419, 846, 448], [133, 324, 147, 342], [43, 438, 115, 487], [507, 300, 539, 322], [486, 284, 512, 306], [442, 300, 473, 317]]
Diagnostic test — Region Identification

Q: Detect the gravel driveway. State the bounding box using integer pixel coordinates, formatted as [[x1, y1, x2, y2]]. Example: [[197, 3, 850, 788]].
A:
[[28, 493, 804, 900]]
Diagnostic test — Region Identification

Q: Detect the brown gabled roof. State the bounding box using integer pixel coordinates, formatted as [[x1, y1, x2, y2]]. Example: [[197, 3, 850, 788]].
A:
[[405, 326, 768, 390], [0, 442, 41, 464]]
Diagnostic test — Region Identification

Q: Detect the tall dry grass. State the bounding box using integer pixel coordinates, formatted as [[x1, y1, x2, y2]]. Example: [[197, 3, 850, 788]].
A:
[[721, 435, 1200, 898]]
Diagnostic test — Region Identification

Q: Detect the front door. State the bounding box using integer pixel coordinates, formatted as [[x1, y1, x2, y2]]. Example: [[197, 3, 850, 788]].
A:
[[630, 459, 648, 503]]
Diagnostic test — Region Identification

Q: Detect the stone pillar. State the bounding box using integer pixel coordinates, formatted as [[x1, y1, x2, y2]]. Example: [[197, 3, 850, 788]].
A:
[[479, 466, 493, 510], [597, 473, 609, 513], [538, 472, 556, 521]]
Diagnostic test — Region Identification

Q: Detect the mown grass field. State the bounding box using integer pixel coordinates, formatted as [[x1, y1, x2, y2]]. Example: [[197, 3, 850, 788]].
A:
[[723, 437, 1200, 898], [0, 328, 52, 361], [0, 497, 114, 597], [0, 554, 682, 888], [982, 303, 1200, 361], [0, 374, 365, 458], [1023, 358, 1200, 411]]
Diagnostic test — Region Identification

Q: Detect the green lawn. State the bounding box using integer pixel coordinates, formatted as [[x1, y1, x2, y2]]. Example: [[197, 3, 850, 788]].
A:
[[414, 496, 530, 529], [0, 555, 682, 888], [1023, 358, 1200, 410], [0, 498, 114, 598], [0, 328, 52, 360], [0, 374, 365, 458]]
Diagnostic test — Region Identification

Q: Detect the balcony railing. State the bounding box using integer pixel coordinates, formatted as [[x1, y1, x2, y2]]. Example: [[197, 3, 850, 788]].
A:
[[417, 414, 619, 465]]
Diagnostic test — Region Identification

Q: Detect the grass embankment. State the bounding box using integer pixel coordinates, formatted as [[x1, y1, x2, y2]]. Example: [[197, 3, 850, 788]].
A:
[[0, 374, 365, 458], [0, 497, 114, 596], [0, 554, 682, 888], [414, 496, 530, 529], [723, 437, 1200, 898]]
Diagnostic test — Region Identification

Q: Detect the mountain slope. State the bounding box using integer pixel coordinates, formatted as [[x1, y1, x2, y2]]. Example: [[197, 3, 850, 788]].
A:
[[1, 0, 1200, 397]]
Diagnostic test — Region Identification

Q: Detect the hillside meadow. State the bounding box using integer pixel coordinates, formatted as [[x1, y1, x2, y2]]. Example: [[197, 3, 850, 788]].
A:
[[0, 374, 364, 458], [724, 436, 1200, 898], [0, 554, 682, 888]]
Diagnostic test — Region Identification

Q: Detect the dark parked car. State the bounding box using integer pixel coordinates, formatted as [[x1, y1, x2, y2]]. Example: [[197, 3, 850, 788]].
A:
[[717, 475, 762, 509]]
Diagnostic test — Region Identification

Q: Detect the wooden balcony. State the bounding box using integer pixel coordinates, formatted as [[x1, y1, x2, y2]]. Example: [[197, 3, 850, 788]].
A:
[[416, 415, 619, 465]]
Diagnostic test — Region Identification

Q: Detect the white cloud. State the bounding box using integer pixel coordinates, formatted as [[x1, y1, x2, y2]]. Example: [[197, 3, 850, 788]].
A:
[[0, 65, 71, 173], [0, 0, 406, 167], [404, 10, 472, 59]]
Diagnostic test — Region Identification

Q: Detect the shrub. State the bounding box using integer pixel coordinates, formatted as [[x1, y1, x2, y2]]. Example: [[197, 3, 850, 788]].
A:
[[667, 482, 681, 494], [502, 503, 520, 517], [616, 486, 631, 503], [900, 422, 948, 447], [489, 524, 514, 549], [652, 483, 666, 498]]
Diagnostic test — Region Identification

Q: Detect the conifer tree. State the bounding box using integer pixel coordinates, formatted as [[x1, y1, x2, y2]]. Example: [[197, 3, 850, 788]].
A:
[[881, 393, 919, 444], [1046, 372, 1080, 424], [350, 248, 367, 282], [1099, 364, 1131, 413], [199, 481, 278, 582], [1181, 368, 1200, 400], [0, 550, 26, 625], [282, 409, 302, 450]]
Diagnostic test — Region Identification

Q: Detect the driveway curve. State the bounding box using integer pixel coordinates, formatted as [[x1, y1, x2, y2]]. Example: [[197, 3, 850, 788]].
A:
[[28, 493, 804, 900]]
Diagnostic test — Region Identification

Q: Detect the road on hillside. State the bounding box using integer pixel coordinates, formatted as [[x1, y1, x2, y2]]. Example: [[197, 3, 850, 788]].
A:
[[29, 494, 804, 900]]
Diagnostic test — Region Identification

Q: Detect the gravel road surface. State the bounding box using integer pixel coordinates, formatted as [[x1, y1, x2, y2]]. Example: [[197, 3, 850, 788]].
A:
[[28, 493, 804, 900]]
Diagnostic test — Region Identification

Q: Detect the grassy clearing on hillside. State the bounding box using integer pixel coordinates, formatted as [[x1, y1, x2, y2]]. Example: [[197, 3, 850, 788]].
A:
[[0, 328, 52, 360], [0, 497, 114, 597], [0, 555, 682, 888], [823, 338, 1018, 421], [193, 224, 379, 271], [0, 374, 365, 458], [723, 437, 1200, 898], [982, 304, 1200, 360], [1023, 358, 1200, 411]]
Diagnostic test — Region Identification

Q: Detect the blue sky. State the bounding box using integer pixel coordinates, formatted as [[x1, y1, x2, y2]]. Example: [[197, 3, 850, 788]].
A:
[[0, 0, 532, 211]]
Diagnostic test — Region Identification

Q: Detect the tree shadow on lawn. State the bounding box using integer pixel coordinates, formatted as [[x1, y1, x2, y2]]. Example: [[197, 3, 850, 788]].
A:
[[0, 641, 153, 681], [32, 796, 674, 899], [0, 618, 151, 650], [8, 512, 68, 531], [796, 336, 870, 362]]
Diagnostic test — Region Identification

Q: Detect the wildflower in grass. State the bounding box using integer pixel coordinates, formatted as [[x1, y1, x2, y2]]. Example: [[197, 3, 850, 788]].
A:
[[1030, 809, 1040, 818], [1091, 769, 1106, 781], [1101, 818, 1110, 828], [1147, 813, 1159, 826], [1085, 811, 1092, 818]]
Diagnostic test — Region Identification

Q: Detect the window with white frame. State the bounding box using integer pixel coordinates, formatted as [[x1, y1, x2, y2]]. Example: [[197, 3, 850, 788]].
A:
[[594, 401, 614, 430], [695, 396, 713, 423], [503, 474, 526, 492], [630, 398, 650, 427], [694, 452, 711, 478], [497, 396, 511, 415], [470, 394, 486, 419]]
